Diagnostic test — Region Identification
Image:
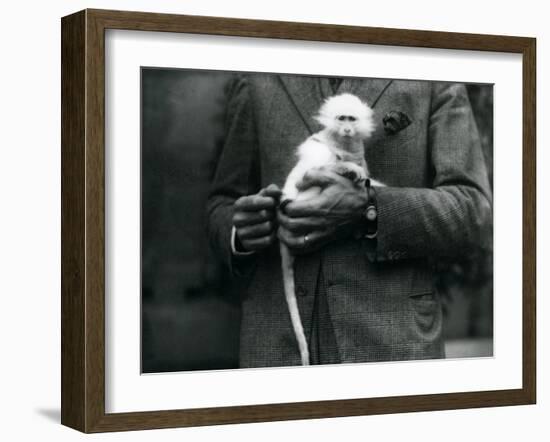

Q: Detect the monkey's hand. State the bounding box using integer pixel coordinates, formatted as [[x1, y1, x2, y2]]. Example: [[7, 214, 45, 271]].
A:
[[324, 162, 367, 187], [277, 169, 368, 254], [233, 184, 282, 253]]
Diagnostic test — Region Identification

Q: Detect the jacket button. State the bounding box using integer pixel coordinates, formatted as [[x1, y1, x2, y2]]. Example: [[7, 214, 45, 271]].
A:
[[296, 286, 307, 297]]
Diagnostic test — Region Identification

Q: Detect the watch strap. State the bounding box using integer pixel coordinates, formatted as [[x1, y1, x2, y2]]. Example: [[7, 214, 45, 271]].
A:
[[364, 179, 378, 239]]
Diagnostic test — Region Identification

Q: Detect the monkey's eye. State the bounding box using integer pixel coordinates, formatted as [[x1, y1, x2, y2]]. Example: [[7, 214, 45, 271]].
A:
[[348, 116, 357, 122], [337, 115, 346, 121]]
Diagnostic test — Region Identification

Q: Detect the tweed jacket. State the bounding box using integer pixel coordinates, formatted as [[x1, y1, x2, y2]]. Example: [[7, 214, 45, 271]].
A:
[[207, 74, 492, 368]]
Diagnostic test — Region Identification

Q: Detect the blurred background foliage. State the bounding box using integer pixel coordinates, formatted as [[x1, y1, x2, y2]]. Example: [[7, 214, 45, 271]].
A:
[[141, 69, 493, 373]]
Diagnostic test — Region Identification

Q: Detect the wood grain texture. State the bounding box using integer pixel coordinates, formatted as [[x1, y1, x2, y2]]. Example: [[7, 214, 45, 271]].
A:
[[60, 8, 537, 433], [84, 9, 107, 433], [522, 38, 536, 404], [88, 8, 532, 52], [61, 10, 86, 431]]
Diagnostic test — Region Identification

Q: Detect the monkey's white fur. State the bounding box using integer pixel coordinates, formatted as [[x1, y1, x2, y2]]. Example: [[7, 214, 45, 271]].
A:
[[280, 93, 384, 365]]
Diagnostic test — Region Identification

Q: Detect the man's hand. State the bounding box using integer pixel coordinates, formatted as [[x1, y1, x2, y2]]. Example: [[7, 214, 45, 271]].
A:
[[233, 184, 282, 252], [277, 168, 367, 254]]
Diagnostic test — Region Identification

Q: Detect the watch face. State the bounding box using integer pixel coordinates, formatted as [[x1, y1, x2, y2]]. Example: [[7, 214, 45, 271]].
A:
[[366, 206, 378, 221]]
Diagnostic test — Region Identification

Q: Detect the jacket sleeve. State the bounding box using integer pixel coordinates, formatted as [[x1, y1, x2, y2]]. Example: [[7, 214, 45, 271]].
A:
[[206, 75, 261, 276], [373, 83, 492, 261]]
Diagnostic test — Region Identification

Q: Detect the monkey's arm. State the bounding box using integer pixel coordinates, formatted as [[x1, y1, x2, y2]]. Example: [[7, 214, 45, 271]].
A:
[[322, 161, 368, 186], [372, 83, 492, 261], [206, 75, 261, 276]]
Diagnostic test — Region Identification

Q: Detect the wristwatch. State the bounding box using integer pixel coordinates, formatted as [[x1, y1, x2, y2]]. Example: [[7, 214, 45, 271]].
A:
[[363, 179, 378, 239]]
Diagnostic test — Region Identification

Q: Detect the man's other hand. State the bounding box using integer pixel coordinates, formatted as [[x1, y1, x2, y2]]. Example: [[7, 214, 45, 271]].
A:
[[233, 184, 282, 252]]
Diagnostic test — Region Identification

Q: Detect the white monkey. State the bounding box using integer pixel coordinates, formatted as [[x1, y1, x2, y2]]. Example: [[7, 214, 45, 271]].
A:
[[280, 93, 384, 366]]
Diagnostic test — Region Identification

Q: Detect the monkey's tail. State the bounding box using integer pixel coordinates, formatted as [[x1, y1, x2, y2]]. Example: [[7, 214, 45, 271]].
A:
[[280, 243, 310, 366]]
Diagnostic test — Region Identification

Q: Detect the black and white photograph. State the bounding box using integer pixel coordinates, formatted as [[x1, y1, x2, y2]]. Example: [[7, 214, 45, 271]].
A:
[[2, 0, 544, 438], [141, 68, 494, 373]]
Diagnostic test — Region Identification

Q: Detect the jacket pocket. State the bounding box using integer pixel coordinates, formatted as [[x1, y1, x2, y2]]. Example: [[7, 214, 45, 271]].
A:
[[409, 291, 441, 335], [409, 291, 438, 310]]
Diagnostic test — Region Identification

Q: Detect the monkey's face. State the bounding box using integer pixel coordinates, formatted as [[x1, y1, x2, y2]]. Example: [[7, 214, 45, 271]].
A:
[[315, 93, 376, 141], [334, 115, 359, 139]]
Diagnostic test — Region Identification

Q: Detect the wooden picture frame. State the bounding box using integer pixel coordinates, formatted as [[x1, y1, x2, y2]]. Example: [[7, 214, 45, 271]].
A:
[[61, 8, 536, 433]]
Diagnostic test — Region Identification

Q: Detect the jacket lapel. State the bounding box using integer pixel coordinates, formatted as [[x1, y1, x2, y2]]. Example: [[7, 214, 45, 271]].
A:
[[278, 75, 325, 135], [279, 75, 393, 135]]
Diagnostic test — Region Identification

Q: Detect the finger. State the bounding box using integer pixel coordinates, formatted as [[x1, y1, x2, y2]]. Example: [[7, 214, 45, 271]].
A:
[[237, 220, 275, 239], [283, 196, 329, 218], [259, 184, 282, 200], [296, 169, 345, 191], [277, 226, 335, 251], [300, 227, 336, 250], [234, 194, 278, 211], [241, 232, 277, 251], [233, 209, 275, 227], [277, 210, 328, 233], [277, 226, 302, 249]]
